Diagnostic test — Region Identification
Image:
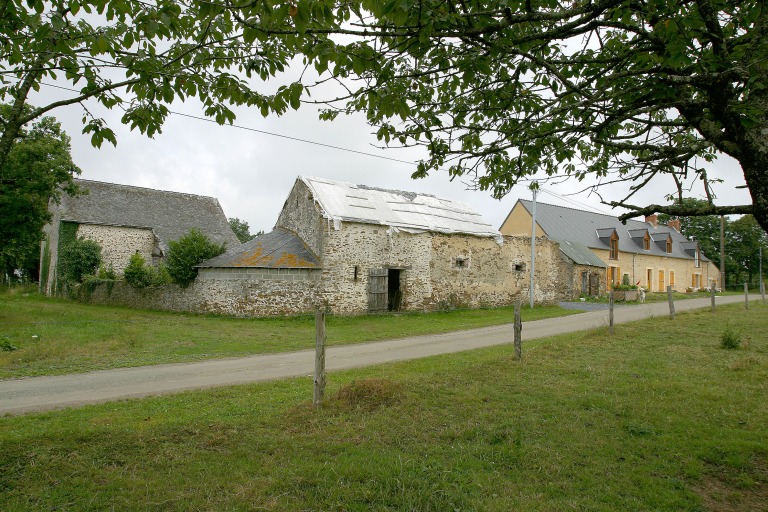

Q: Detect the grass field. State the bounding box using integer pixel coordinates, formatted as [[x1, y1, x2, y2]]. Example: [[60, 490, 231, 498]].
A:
[[1, 302, 766, 511], [0, 289, 575, 379]]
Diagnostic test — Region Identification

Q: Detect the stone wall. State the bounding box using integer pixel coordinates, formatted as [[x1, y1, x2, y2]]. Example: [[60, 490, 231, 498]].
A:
[[80, 267, 321, 316], [318, 223, 574, 314], [320, 222, 434, 314], [76, 224, 156, 273], [275, 180, 324, 258]]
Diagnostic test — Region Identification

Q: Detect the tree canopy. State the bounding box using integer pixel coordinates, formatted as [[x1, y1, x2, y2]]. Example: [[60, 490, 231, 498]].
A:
[[0, 0, 303, 170], [3, 0, 766, 234], [243, 0, 768, 228], [0, 106, 78, 279]]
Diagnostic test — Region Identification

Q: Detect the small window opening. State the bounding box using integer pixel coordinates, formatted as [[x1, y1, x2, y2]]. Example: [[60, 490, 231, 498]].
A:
[[454, 257, 467, 269], [353, 265, 359, 281], [513, 263, 526, 272]]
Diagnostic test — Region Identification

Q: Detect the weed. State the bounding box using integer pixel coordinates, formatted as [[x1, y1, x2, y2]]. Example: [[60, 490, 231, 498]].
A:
[[0, 336, 18, 352], [721, 324, 742, 350], [334, 378, 403, 411]]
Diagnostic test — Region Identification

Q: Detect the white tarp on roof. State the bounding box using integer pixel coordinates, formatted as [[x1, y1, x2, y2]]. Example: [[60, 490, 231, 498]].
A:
[[301, 176, 502, 242]]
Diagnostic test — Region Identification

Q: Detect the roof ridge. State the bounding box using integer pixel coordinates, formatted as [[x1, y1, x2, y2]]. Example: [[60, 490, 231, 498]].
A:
[[520, 198, 640, 223], [74, 178, 219, 202]]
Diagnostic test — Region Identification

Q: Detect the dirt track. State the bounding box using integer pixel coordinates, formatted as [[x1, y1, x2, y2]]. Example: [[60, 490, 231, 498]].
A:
[[0, 294, 754, 415]]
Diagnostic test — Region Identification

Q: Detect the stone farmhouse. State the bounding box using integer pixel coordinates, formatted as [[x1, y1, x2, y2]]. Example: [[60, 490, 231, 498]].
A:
[[194, 176, 575, 315], [499, 199, 721, 294], [41, 179, 239, 294]]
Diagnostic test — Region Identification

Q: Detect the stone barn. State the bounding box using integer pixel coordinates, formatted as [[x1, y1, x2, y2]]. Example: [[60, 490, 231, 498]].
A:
[[196, 176, 573, 315], [41, 179, 239, 294]]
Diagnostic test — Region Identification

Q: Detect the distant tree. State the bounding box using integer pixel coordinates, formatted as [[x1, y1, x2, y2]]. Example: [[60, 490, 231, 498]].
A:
[[228, 217, 258, 243], [729, 215, 768, 286], [58, 237, 101, 283], [0, 106, 79, 280], [659, 199, 724, 268], [166, 229, 226, 288]]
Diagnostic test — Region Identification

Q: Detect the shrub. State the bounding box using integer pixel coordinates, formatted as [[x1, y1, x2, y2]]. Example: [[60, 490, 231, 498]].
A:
[[720, 324, 742, 350], [98, 264, 117, 280], [166, 229, 226, 288], [124, 253, 153, 289], [124, 253, 171, 289], [58, 237, 101, 283]]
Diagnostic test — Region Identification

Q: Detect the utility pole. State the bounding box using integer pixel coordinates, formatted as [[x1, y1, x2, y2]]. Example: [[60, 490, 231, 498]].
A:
[[529, 183, 538, 309]]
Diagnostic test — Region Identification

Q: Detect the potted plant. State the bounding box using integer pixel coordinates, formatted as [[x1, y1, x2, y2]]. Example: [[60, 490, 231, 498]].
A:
[[611, 275, 639, 301]]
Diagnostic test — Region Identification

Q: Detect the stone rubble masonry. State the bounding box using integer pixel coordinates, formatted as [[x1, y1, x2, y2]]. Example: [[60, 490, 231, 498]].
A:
[[76, 224, 155, 274], [83, 267, 321, 317]]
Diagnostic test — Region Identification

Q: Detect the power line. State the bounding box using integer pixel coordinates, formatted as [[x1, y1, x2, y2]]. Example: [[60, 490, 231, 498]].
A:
[[22, 78, 418, 166], [168, 110, 417, 165]]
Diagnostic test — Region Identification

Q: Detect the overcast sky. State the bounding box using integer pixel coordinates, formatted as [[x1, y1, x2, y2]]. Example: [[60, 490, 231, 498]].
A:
[[32, 79, 753, 238]]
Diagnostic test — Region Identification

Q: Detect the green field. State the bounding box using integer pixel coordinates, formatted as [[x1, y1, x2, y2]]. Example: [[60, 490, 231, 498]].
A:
[[1, 301, 766, 511], [0, 289, 574, 378]]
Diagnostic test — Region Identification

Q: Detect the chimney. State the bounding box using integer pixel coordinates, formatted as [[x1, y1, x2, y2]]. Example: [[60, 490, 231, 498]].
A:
[[667, 219, 681, 232], [645, 214, 658, 228]]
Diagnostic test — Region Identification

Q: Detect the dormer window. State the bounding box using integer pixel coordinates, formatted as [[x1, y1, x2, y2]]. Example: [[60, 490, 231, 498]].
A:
[[609, 232, 619, 260], [695, 248, 701, 268], [666, 238, 672, 254], [644, 233, 651, 251]]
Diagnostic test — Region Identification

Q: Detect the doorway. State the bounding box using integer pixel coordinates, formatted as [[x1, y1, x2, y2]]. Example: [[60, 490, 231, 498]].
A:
[[388, 269, 402, 311]]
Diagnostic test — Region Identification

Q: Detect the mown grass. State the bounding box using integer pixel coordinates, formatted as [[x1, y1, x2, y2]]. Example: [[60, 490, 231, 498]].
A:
[[1, 303, 766, 511], [0, 289, 575, 378]]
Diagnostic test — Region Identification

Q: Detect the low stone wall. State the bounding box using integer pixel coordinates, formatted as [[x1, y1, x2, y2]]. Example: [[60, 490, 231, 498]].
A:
[[78, 268, 321, 316]]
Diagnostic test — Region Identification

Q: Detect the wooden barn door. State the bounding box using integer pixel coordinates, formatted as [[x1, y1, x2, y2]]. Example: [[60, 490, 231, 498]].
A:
[[368, 268, 388, 312]]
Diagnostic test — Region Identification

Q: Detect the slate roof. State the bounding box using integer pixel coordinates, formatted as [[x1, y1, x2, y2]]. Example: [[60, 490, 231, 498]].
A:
[[300, 176, 502, 241], [58, 179, 240, 253], [515, 199, 710, 261], [197, 228, 320, 269], [558, 240, 608, 268]]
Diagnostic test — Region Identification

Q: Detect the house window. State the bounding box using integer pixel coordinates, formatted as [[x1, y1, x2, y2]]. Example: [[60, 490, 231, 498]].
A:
[[666, 238, 672, 254], [647, 268, 653, 289], [670, 270, 675, 287], [609, 233, 619, 260], [353, 266, 359, 281], [643, 233, 650, 251], [512, 262, 526, 272]]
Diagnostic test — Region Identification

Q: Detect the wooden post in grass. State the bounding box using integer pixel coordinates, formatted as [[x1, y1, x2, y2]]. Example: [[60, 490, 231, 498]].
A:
[[711, 285, 716, 313], [744, 282, 749, 310], [513, 298, 522, 361], [313, 309, 326, 408], [608, 291, 614, 335], [667, 286, 675, 320]]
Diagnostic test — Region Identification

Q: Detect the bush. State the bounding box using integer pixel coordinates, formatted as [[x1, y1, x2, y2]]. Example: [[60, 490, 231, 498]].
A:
[[720, 324, 742, 350], [124, 253, 171, 289], [166, 229, 226, 288], [58, 237, 101, 283]]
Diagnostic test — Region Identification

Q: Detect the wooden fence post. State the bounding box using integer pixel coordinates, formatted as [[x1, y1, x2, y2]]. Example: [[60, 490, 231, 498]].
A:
[[761, 281, 766, 303], [513, 299, 522, 361], [711, 285, 716, 313], [667, 285, 675, 320], [744, 282, 749, 310], [608, 291, 614, 335], [313, 309, 326, 408]]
